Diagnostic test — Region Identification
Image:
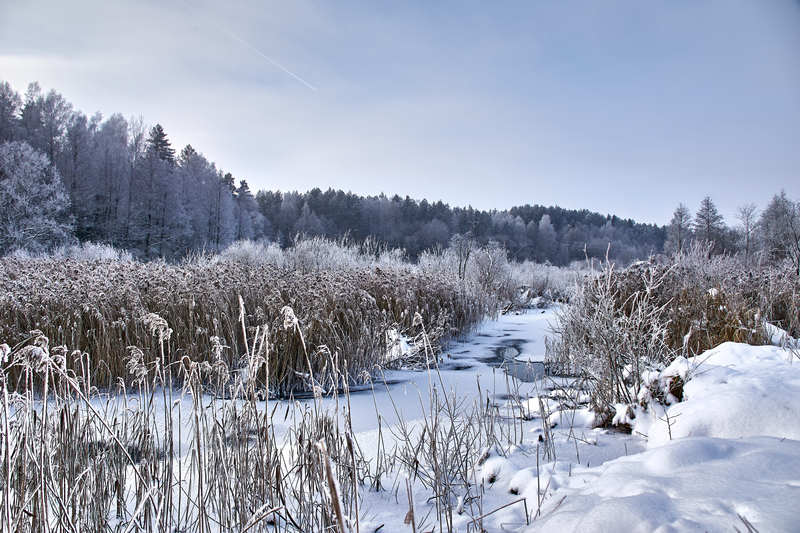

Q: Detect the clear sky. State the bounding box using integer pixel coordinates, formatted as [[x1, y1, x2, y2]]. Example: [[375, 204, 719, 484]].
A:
[[1, 0, 798, 225]]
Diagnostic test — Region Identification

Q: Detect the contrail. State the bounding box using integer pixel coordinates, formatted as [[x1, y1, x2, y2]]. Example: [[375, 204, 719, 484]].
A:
[[224, 29, 318, 91]]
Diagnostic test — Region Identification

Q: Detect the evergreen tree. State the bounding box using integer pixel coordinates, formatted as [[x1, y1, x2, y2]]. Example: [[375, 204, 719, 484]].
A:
[[234, 180, 264, 241], [146, 124, 175, 165], [693, 196, 725, 254], [0, 82, 21, 143]]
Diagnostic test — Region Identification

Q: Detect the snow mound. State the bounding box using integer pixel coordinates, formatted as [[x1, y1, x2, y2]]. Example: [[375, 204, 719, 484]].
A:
[[528, 436, 800, 532], [637, 342, 800, 447]]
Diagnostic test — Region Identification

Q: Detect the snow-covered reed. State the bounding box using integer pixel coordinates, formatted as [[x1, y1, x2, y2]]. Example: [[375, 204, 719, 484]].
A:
[[0, 245, 484, 395]]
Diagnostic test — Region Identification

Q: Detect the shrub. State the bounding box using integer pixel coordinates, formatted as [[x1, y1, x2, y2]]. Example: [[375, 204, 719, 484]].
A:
[[547, 247, 799, 422]]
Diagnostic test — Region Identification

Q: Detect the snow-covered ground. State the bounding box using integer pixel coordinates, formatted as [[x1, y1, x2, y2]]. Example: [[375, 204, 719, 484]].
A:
[[336, 309, 800, 532], [527, 340, 800, 532]]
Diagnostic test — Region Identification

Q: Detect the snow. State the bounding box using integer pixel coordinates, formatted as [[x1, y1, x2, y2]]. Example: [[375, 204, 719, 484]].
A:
[[384, 328, 412, 362], [338, 310, 800, 533], [527, 437, 800, 532], [764, 321, 799, 349], [523, 340, 800, 532], [635, 342, 800, 447]]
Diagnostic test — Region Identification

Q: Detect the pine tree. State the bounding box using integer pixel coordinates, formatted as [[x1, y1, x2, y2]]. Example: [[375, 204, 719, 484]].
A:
[[693, 196, 725, 254], [0, 81, 21, 143], [234, 179, 264, 240], [146, 124, 175, 165]]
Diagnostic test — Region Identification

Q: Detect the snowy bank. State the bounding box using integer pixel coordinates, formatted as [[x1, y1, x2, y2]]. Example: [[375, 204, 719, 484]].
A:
[[526, 341, 800, 532], [529, 436, 800, 532], [636, 342, 800, 447]]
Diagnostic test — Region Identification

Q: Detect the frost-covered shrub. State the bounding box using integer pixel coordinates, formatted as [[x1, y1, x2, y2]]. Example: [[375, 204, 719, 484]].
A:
[[419, 241, 518, 315], [52, 241, 134, 262], [547, 261, 676, 421], [548, 247, 799, 424], [284, 235, 364, 272], [508, 261, 585, 304], [469, 241, 515, 307], [214, 239, 285, 267]]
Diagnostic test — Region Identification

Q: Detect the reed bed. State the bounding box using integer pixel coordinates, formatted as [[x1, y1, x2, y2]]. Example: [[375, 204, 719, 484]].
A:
[[0, 257, 483, 395]]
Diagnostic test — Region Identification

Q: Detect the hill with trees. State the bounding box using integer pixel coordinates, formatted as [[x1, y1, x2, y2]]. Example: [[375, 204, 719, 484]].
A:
[[2, 79, 796, 267]]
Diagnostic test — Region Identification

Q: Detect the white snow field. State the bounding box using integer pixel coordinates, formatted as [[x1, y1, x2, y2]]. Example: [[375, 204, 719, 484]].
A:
[[341, 309, 800, 532]]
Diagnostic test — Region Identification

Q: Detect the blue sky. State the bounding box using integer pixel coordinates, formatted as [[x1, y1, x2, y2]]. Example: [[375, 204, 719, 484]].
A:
[[1, 0, 799, 224]]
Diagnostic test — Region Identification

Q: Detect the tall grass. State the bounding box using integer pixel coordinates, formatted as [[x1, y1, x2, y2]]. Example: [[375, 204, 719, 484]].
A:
[[0, 255, 484, 395]]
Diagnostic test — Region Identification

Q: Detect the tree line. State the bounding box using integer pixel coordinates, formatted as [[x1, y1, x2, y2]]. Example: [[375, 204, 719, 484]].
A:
[[1, 79, 795, 267], [665, 194, 800, 273]]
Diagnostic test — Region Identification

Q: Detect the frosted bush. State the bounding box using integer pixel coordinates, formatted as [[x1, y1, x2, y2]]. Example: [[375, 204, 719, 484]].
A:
[[215, 239, 284, 267], [508, 261, 585, 303], [7, 241, 133, 261], [547, 260, 677, 422], [54, 242, 134, 261], [285, 236, 364, 272]]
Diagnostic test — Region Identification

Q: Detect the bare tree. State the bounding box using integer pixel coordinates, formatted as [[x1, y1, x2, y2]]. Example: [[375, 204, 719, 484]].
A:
[[665, 203, 692, 255], [449, 232, 476, 281], [736, 203, 759, 264]]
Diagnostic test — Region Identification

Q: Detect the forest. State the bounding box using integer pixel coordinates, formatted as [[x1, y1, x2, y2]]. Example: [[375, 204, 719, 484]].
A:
[[0, 79, 669, 264], [5, 79, 797, 269]]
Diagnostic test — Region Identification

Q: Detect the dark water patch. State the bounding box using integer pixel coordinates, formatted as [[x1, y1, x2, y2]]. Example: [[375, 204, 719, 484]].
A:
[[442, 362, 476, 371], [483, 339, 545, 383], [286, 378, 407, 400]]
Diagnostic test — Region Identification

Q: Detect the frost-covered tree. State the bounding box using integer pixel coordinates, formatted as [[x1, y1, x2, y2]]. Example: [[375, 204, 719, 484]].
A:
[[736, 203, 759, 263], [0, 81, 21, 143], [760, 191, 800, 275], [664, 203, 692, 255], [0, 141, 74, 253], [208, 172, 236, 251], [294, 201, 325, 237], [20, 83, 72, 163], [693, 196, 725, 254], [536, 214, 557, 262]]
